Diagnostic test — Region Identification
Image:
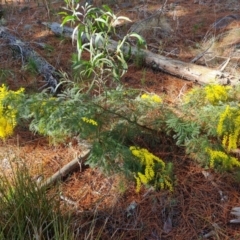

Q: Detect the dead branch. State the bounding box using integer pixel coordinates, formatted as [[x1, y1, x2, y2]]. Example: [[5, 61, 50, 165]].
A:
[[0, 27, 59, 92], [43, 22, 240, 86], [39, 149, 91, 189]]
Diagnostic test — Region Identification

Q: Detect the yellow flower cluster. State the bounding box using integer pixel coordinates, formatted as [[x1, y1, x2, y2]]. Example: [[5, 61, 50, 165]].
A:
[[217, 105, 240, 152], [130, 146, 172, 192], [81, 117, 98, 126], [130, 146, 165, 167], [206, 148, 240, 169], [204, 84, 231, 104], [0, 115, 15, 139], [160, 178, 173, 192], [0, 85, 24, 139], [134, 175, 141, 193], [141, 93, 162, 103], [217, 105, 230, 136]]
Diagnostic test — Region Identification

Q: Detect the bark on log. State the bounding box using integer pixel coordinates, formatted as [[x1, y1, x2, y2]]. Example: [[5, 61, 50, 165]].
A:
[[0, 27, 59, 91], [39, 149, 91, 189], [43, 22, 240, 86]]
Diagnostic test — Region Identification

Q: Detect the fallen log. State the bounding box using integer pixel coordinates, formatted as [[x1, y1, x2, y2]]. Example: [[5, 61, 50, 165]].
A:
[[39, 149, 91, 189], [43, 22, 240, 86], [0, 27, 59, 91]]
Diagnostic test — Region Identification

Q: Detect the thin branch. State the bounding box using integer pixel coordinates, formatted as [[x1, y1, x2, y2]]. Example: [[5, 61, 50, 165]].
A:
[[38, 149, 91, 189]]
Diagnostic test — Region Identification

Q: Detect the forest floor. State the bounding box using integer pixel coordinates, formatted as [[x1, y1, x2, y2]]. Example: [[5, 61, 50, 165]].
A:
[[1, 0, 240, 239]]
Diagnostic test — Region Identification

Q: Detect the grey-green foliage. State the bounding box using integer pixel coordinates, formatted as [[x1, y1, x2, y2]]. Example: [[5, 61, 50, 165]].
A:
[[87, 135, 141, 175], [166, 115, 201, 146], [24, 88, 99, 143]]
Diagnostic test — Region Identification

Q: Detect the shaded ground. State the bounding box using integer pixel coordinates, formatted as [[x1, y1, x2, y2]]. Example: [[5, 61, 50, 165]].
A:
[[1, 0, 240, 239]]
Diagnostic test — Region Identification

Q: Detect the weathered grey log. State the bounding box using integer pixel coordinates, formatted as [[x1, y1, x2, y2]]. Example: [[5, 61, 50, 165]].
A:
[[39, 149, 91, 189], [0, 27, 59, 91], [43, 22, 240, 86]]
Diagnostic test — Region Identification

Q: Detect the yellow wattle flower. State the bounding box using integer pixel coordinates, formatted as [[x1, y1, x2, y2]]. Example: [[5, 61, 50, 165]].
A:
[[135, 176, 141, 193], [145, 165, 155, 180], [0, 84, 23, 139], [164, 179, 173, 192], [81, 117, 98, 126], [0, 117, 14, 138], [140, 93, 162, 103], [217, 105, 240, 152], [206, 148, 240, 169], [217, 105, 231, 136], [160, 181, 164, 190], [204, 84, 231, 104], [138, 172, 148, 184], [130, 146, 172, 192]]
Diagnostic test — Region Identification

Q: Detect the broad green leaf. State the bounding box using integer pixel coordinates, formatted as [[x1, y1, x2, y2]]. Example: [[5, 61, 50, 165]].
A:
[[129, 33, 147, 48], [61, 15, 75, 26]]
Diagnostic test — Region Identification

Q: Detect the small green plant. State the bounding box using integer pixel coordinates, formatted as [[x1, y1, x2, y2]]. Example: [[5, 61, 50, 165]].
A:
[[0, 164, 74, 239], [43, 44, 55, 55], [60, 3, 146, 93], [22, 58, 39, 76]]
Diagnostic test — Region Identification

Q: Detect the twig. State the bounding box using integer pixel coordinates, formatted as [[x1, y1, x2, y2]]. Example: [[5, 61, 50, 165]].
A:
[[191, 45, 212, 63], [219, 57, 231, 72], [60, 194, 78, 208], [39, 149, 91, 189]]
